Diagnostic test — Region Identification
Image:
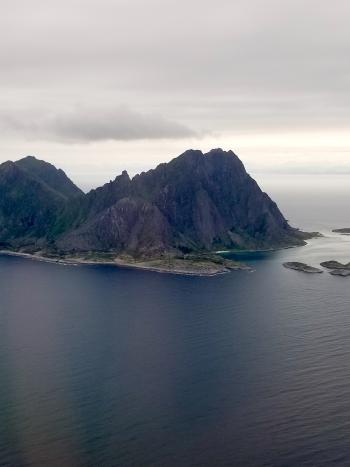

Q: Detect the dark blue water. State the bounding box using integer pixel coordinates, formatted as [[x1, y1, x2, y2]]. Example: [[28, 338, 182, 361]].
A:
[[1, 232, 350, 466], [2, 174, 350, 467]]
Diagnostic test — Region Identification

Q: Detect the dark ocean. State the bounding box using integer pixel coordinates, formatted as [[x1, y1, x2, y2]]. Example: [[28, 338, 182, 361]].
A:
[[1, 174, 350, 467]]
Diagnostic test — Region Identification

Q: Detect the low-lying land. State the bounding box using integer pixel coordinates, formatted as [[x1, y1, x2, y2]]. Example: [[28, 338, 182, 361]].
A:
[[0, 250, 251, 277], [284, 259, 350, 277], [112, 254, 251, 276]]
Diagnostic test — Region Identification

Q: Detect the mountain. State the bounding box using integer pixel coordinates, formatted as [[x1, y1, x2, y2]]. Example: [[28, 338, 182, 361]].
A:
[[55, 149, 308, 256], [0, 149, 310, 260], [0, 157, 82, 249]]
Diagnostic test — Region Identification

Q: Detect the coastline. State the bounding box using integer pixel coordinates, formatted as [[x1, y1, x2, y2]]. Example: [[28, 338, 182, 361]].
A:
[[0, 233, 321, 276], [216, 232, 323, 256], [0, 250, 252, 277]]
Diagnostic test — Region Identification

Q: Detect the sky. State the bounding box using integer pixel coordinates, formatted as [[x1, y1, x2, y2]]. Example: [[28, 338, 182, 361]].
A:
[[1, 0, 350, 189]]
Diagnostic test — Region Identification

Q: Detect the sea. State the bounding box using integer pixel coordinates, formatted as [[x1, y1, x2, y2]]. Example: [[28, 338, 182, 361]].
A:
[[1, 174, 350, 467]]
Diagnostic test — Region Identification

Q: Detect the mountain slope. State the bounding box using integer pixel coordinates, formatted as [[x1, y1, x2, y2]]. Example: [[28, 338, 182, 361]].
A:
[[0, 161, 66, 247], [15, 156, 83, 199]]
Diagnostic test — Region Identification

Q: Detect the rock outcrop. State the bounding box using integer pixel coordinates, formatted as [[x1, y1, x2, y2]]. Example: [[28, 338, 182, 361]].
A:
[[283, 262, 323, 273], [329, 269, 350, 277], [320, 260, 350, 270]]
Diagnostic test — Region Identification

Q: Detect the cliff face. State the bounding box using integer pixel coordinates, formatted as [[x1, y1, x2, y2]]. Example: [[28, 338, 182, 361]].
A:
[[58, 198, 171, 255], [56, 149, 306, 256]]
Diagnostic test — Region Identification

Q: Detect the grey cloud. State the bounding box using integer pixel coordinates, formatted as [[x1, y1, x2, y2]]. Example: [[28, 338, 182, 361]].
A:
[[0, 106, 196, 142], [0, 0, 349, 143]]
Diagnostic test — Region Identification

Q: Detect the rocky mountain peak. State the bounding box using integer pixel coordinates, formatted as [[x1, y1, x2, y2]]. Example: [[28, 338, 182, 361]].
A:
[[54, 149, 308, 256], [0, 148, 310, 256]]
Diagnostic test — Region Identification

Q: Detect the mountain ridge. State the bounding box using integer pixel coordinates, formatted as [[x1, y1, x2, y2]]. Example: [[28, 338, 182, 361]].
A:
[[0, 149, 312, 267]]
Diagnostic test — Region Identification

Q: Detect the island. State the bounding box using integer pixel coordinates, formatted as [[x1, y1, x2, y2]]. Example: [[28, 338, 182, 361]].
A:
[[283, 262, 323, 273], [0, 149, 316, 276], [332, 228, 350, 235], [319, 260, 350, 277], [329, 269, 350, 277], [320, 260, 350, 269], [282, 260, 350, 277]]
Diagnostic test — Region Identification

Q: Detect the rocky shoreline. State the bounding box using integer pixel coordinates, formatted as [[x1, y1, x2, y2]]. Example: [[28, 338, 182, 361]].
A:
[[0, 234, 322, 277], [0, 250, 252, 277]]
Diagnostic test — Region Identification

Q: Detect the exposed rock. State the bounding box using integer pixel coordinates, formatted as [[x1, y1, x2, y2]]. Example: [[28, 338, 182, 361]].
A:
[[329, 269, 350, 277], [320, 260, 350, 270], [57, 197, 171, 256], [283, 262, 323, 273], [320, 259, 350, 277], [56, 148, 312, 256]]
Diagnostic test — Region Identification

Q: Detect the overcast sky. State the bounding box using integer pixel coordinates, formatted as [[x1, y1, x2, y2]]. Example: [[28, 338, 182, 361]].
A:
[[1, 0, 350, 188]]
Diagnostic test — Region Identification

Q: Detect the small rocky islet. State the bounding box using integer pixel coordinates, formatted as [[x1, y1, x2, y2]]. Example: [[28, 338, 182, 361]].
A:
[[332, 228, 350, 235], [283, 226, 350, 277], [283, 262, 323, 273], [329, 269, 350, 277], [320, 260, 350, 277], [320, 260, 350, 269], [284, 260, 350, 277]]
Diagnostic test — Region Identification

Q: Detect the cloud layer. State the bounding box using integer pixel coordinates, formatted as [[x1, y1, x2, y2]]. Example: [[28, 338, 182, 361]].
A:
[[1, 0, 349, 135], [0, 106, 196, 142], [0, 0, 349, 178]]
